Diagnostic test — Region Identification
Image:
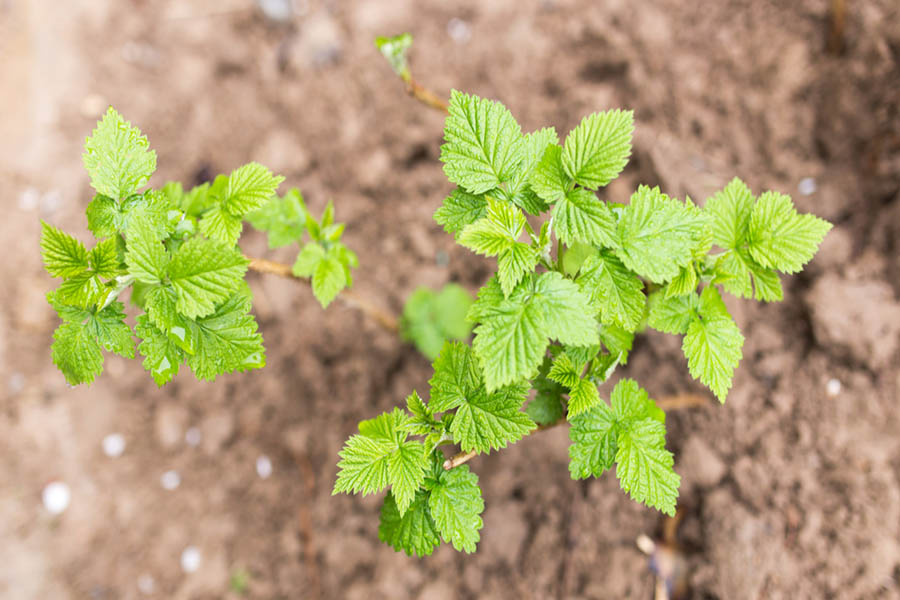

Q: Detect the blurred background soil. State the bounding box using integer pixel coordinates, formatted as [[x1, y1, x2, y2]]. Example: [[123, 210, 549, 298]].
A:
[[1, 0, 898, 598]]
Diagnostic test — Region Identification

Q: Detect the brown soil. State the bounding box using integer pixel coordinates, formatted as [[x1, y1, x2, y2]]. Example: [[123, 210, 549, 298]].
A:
[[2, 1, 899, 598]]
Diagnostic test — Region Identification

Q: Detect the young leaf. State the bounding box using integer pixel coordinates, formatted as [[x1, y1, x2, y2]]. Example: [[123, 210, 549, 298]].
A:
[[434, 188, 488, 237], [145, 285, 198, 354], [379, 490, 441, 558], [647, 291, 699, 335], [135, 314, 184, 386], [246, 189, 307, 248], [615, 186, 705, 283], [401, 285, 474, 361], [86, 195, 120, 238], [448, 383, 535, 454], [747, 191, 832, 274], [125, 219, 169, 284], [529, 145, 571, 204], [441, 90, 525, 194], [428, 466, 484, 553], [614, 418, 679, 516], [375, 33, 413, 79], [223, 162, 285, 217], [705, 177, 754, 249], [552, 188, 616, 247], [527, 358, 566, 425], [682, 287, 744, 402], [52, 321, 104, 385], [89, 238, 120, 279], [561, 109, 633, 189], [186, 291, 266, 381], [428, 341, 483, 413], [167, 238, 249, 319], [199, 206, 243, 246], [568, 400, 617, 479], [85, 301, 135, 359], [576, 250, 645, 331], [40, 222, 89, 278], [82, 107, 157, 199]]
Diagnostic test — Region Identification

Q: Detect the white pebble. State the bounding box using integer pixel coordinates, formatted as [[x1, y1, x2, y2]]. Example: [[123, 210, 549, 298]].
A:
[[160, 470, 181, 490], [256, 455, 273, 479], [180, 546, 201, 573], [185, 427, 202, 447], [826, 378, 841, 397], [42, 481, 71, 514], [19, 188, 40, 211], [137, 574, 155, 594], [447, 18, 472, 44], [798, 177, 816, 196], [8, 372, 25, 395], [102, 433, 126, 457]]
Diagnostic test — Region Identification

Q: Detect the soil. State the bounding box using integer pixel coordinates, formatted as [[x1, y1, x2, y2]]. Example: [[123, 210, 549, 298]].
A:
[[1, 0, 899, 598]]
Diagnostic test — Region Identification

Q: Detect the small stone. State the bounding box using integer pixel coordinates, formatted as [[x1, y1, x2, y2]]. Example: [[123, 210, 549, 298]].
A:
[[447, 18, 472, 44], [797, 177, 816, 196], [826, 378, 841, 397], [256, 0, 294, 22], [180, 546, 201, 573], [160, 470, 181, 490], [185, 427, 201, 447], [256, 455, 273, 479], [42, 481, 71, 514], [102, 433, 126, 457], [137, 574, 155, 595], [19, 188, 39, 211]]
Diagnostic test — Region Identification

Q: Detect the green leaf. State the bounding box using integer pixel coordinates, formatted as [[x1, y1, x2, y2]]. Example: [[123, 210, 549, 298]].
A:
[[311, 249, 347, 308], [401, 286, 474, 361], [86, 301, 135, 359], [547, 352, 580, 389], [246, 189, 307, 248], [561, 109, 633, 189], [615, 418, 679, 516], [375, 33, 413, 79], [471, 273, 598, 390], [86, 194, 120, 238], [647, 291, 699, 335], [682, 287, 744, 402], [379, 490, 441, 557], [40, 222, 89, 278], [568, 400, 617, 479], [125, 218, 169, 284], [610, 378, 665, 425], [82, 107, 157, 199], [222, 162, 285, 217], [552, 188, 616, 247], [403, 391, 436, 436], [449, 383, 535, 454], [52, 321, 104, 385], [88, 238, 120, 279], [576, 250, 645, 331], [434, 188, 488, 237], [441, 90, 525, 194], [135, 314, 184, 386], [664, 266, 698, 298], [199, 205, 243, 246], [547, 353, 601, 419], [529, 145, 571, 204], [747, 191, 832, 274], [428, 466, 484, 553], [186, 290, 266, 381], [527, 358, 566, 426], [56, 272, 110, 309], [144, 285, 197, 354], [167, 238, 249, 319], [428, 341, 483, 413], [705, 177, 754, 249], [599, 324, 634, 364], [616, 186, 705, 283], [292, 242, 326, 277], [334, 408, 428, 516]]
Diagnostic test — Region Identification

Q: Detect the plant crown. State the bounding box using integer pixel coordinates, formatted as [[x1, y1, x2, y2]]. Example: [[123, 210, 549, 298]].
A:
[[333, 88, 832, 556]]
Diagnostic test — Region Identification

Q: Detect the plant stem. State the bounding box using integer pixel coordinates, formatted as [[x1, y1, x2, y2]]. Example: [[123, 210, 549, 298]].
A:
[[404, 77, 449, 114], [245, 256, 399, 333], [443, 393, 711, 470]]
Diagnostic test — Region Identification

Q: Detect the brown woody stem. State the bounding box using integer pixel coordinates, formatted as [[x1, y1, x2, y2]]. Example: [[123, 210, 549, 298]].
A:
[[245, 256, 399, 333]]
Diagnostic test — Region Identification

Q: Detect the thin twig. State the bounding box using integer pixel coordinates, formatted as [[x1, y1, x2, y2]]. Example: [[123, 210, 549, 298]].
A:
[[404, 77, 449, 113], [245, 256, 399, 333], [443, 393, 711, 470]]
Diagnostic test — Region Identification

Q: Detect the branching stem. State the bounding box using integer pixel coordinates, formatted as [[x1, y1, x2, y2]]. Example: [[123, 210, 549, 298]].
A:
[[245, 256, 399, 333]]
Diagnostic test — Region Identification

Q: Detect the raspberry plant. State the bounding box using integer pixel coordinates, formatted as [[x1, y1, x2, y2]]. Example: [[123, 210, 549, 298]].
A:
[[332, 85, 832, 555], [41, 38, 832, 559]]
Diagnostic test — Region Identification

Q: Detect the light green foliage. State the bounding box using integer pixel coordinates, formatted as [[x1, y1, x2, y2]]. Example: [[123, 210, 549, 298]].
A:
[[375, 33, 413, 80], [401, 284, 474, 360], [83, 107, 157, 200], [568, 379, 677, 514], [289, 202, 358, 308], [561, 109, 633, 190], [44, 108, 354, 386], [441, 90, 525, 194], [428, 465, 484, 553], [343, 91, 830, 557]]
